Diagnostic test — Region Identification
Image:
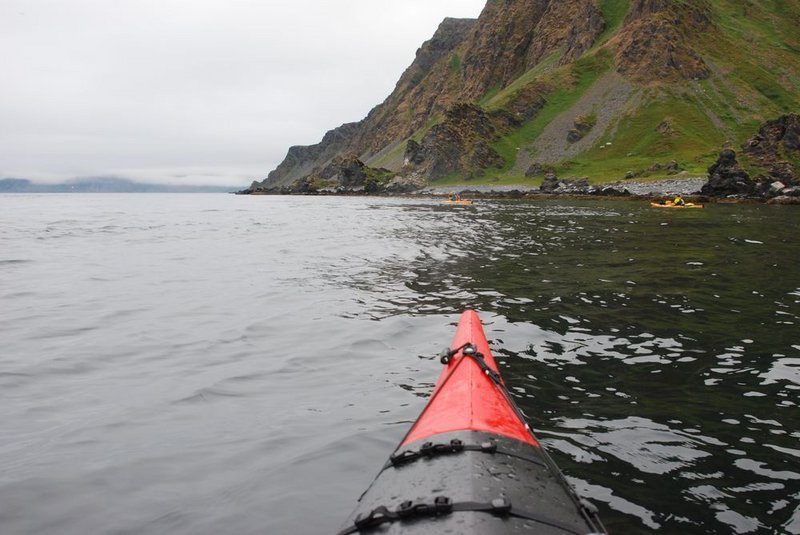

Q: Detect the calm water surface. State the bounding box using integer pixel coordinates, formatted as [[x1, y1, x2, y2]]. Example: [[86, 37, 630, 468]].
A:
[[1, 194, 798, 534]]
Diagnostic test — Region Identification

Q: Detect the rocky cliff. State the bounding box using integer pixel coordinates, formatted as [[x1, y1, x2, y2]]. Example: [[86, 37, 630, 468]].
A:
[[703, 113, 800, 198], [248, 0, 800, 193]]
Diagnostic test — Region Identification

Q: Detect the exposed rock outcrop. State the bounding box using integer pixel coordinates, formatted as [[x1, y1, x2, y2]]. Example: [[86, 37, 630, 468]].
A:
[[525, 0, 605, 67], [701, 149, 755, 196], [539, 173, 630, 196], [656, 120, 677, 136], [254, 17, 476, 190], [356, 17, 477, 154], [307, 154, 369, 189], [742, 113, 800, 189], [566, 115, 596, 143], [403, 139, 424, 167], [252, 154, 394, 194], [383, 174, 427, 193], [613, 0, 711, 81], [254, 122, 362, 190], [540, 172, 559, 192], [404, 103, 507, 179], [525, 162, 555, 177], [648, 160, 680, 173], [701, 114, 800, 198]]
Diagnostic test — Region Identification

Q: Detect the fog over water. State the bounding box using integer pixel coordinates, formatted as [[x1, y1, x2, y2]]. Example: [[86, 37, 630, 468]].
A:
[[0, 1, 486, 186]]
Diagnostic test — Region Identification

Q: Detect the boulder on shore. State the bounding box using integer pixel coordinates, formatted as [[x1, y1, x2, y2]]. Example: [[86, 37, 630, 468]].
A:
[[701, 148, 755, 196], [702, 114, 800, 198], [540, 173, 560, 192], [383, 175, 427, 193], [743, 113, 800, 193]]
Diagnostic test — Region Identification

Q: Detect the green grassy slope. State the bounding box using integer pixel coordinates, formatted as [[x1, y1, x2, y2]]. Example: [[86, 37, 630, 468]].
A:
[[426, 0, 800, 186], [562, 89, 727, 179], [491, 52, 615, 173]]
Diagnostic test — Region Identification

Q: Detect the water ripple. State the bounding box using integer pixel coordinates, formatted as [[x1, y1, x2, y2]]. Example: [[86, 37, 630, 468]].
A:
[[1, 195, 798, 534]]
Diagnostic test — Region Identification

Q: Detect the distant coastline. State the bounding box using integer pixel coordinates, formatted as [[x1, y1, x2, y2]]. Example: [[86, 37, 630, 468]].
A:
[[0, 177, 234, 194]]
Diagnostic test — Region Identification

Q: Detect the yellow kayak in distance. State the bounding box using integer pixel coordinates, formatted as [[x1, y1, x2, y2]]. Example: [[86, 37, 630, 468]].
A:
[[650, 201, 704, 209], [442, 199, 474, 206]]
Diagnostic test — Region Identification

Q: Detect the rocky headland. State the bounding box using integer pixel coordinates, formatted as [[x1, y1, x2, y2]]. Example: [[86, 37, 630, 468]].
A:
[[242, 0, 800, 203], [241, 113, 800, 203], [701, 114, 800, 204]]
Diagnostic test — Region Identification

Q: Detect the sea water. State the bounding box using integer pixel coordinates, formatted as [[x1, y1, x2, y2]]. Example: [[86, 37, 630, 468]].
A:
[[1, 194, 798, 534]]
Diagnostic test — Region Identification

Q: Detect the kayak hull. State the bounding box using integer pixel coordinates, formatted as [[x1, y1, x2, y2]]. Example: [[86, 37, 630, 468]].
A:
[[343, 431, 598, 534], [401, 310, 534, 447], [650, 201, 704, 209], [442, 200, 474, 205], [338, 311, 605, 534]]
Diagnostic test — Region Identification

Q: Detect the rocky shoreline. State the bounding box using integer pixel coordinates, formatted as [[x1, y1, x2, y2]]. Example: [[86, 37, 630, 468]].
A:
[[242, 114, 800, 204], [244, 174, 800, 204], [421, 177, 707, 197]]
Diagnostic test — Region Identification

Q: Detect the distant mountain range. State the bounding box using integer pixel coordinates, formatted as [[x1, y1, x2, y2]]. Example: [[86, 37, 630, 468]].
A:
[[0, 177, 233, 193], [247, 0, 800, 194]]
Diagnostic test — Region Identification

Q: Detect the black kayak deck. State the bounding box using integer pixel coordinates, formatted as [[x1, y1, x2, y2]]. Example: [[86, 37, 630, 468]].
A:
[[338, 430, 605, 534]]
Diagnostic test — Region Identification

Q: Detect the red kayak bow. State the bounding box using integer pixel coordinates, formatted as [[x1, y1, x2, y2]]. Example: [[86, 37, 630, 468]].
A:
[[338, 310, 606, 535], [401, 309, 537, 447]]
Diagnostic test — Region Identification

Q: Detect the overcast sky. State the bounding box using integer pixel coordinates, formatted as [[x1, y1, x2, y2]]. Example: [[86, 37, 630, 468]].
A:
[[1, 0, 486, 186]]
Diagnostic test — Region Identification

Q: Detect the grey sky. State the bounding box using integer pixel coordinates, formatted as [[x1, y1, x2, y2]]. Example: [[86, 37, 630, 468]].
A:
[[1, 0, 486, 186]]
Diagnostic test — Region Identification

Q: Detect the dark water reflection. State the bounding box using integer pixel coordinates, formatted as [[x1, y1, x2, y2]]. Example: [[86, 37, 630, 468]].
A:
[[1, 195, 797, 534], [352, 200, 800, 534]]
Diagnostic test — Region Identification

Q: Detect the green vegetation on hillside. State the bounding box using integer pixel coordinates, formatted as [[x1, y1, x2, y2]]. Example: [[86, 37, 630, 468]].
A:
[[559, 90, 726, 179], [704, 0, 800, 114], [449, 54, 462, 74], [482, 50, 562, 109], [596, 0, 630, 44], [475, 0, 799, 184], [258, 0, 800, 191], [489, 51, 614, 177], [369, 114, 443, 170], [405, 0, 800, 188], [366, 139, 407, 171], [682, 0, 800, 149]]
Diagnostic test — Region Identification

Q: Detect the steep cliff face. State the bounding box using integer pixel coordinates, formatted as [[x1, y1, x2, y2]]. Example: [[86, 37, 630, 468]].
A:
[[353, 17, 477, 155], [526, 0, 605, 69], [402, 103, 511, 179], [253, 0, 609, 190], [254, 122, 361, 190], [457, 0, 549, 100], [742, 113, 800, 186], [613, 0, 711, 81], [251, 18, 474, 190], [250, 0, 800, 192]]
